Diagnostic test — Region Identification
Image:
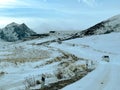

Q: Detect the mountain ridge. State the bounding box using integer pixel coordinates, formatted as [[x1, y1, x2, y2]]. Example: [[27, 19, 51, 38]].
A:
[[82, 14, 120, 36], [0, 14, 120, 42], [0, 22, 36, 42]]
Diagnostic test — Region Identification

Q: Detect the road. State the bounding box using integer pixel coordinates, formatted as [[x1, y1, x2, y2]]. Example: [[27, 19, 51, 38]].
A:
[[62, 61, 120, 90]]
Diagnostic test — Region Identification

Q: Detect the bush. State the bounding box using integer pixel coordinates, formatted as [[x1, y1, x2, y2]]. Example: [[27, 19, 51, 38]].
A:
[[0, 71, 6, 76], [24, 75, 36, 88], [55, 69, 63, 79], [57, 38, 62, 44], [36, 80, 41, 84]]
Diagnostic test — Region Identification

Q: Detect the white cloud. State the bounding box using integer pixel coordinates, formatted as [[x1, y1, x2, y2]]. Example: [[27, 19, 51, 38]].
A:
[[78, 0, 96, 7], [0, 0, 17, 7], [0, 0, 16, 4], [0, 0, 29, 8]]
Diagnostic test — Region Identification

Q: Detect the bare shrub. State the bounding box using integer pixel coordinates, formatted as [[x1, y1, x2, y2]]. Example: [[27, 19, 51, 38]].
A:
[[55, 67, 75, 79], [56, 71, 63, 79], [36, 80, 41, 84], [59, 61, 70, 68], [0, 71, 7, 76], [24, 75, 36, 88], [55, 68, 63, 79], [0, 71, 5, 75], [79, 64, 86, 70], [57, 38, 62, 44], [70, 54, 79, 61]]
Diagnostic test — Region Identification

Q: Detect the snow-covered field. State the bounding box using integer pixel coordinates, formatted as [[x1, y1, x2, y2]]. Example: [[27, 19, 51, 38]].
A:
[[0, 36, 88, 90], [61, 32, 120, 90], [0, 32, 120, 90]]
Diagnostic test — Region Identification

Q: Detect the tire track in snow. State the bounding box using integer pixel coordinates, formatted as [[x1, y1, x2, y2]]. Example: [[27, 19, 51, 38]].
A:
[[64, 42, 117, 55], [81, 62, 111, 90], [103, 63, 120, 90], [62, 62, 111, 90]]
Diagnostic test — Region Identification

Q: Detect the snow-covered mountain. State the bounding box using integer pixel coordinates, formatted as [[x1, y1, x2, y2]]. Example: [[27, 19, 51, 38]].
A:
[[82, 14, 120, 36], [0, 14, 120, 42], [0, 22, 36, 42]]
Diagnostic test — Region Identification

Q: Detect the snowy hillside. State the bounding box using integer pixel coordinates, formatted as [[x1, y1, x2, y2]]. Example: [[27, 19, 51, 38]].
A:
[[60, 32, 120, 90], [50, 15, 120, 42], [0, 31, 120, 90], [1, 14, 120, 43], [82, 14, 120, 35], [0, 14, 120, 90], [0, 22, 36, 42], [0, 36, 89, 90]]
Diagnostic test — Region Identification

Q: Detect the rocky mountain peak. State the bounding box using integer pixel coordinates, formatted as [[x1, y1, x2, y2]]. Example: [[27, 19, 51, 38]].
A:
[[0, 22, 36, 42], [6, 22, 19, 28]]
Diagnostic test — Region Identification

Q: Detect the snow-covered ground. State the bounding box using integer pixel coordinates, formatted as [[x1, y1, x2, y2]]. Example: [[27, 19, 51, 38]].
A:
[[60, 32, 120, 90], [0, 32, 120, 90], [0, 36, 87, 90]]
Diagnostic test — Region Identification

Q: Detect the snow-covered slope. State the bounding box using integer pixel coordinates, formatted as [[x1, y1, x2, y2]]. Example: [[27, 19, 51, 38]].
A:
[[0, 22, 36, 42], [59, 32, 120, 90], [82, 14, 120, 36], [0, 14, 120, 90], [62, 61, 120, 90], [0, 31, 120, 90], [0, 36, 88, 90]]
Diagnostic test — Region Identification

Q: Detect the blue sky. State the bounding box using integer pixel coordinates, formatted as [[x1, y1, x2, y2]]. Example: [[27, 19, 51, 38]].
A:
[[0, 0, 120, 33]]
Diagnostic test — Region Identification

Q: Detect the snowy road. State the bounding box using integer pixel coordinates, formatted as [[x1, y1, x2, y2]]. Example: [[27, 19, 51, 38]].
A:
[[49, 33, 120, 90], [62, 61, 120, 90]]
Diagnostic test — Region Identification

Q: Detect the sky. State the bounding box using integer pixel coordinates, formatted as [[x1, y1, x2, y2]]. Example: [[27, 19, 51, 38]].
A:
[[0, 0, 120, 33]]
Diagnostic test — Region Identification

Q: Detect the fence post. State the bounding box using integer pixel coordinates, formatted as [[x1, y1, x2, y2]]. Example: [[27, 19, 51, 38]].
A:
[[86, 60, 89, 70]]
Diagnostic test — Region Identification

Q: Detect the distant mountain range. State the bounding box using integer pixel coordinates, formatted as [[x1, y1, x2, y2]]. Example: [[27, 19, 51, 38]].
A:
[[0, 14, 120, 42], [0, 22, 36, 41]]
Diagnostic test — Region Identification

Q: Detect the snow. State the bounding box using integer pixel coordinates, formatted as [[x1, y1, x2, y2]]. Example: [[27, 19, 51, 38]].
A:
[[0, 31, 120, 90], [0, 37, 62, 89], [86, 14, 120, 35], [60, 32, 120, 90], [1, 35, 84, 89], [62, 60, 120, 90], [107, 14, 120, 26]]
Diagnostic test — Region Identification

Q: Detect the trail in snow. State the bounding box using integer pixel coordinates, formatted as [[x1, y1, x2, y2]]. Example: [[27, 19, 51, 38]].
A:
[[50, 33, 120, 90], [62, 61, 120, 90]]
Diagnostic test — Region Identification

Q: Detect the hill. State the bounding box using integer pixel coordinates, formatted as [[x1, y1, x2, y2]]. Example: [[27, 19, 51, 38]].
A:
[[0, 22, 36, 42]]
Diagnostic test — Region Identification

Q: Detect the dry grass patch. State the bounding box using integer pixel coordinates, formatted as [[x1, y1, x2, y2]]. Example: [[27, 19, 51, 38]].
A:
[[3, 50, 51, 63]]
